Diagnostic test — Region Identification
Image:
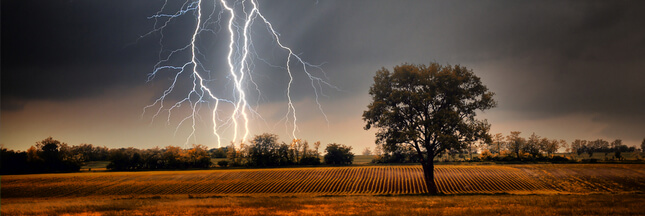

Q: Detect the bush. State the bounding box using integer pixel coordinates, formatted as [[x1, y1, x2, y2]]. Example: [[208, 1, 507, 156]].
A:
[[217, 160, 229, 168], [324, 143, 354, 165], [480, 150, 494, 161], [582, 158, 598, 163], [299, 156, 321, 165], [468, 156, 481, 162], [550, 155, 570, 163]]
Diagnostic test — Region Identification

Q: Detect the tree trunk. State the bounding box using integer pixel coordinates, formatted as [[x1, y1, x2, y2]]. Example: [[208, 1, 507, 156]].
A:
[[421, 162, 438, 194]]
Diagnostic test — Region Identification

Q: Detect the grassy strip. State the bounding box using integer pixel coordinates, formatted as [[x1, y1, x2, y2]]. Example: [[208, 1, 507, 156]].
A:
[[2, 194, 644, 215]]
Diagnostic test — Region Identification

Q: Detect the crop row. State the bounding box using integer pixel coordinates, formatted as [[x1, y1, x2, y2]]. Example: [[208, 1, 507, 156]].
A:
[[2, 164, 643, 198]]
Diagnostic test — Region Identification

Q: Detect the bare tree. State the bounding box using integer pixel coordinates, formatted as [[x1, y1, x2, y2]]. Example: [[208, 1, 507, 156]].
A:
[[506, 131, 525, 159]]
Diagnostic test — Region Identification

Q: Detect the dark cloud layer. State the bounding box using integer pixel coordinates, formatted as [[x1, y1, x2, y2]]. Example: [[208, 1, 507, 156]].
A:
[[2, 0, 160, 106], [2, 0, 644, 145]]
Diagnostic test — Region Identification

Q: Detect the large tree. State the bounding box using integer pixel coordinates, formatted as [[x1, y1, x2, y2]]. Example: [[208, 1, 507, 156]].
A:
[[363, 63, 496, 194]]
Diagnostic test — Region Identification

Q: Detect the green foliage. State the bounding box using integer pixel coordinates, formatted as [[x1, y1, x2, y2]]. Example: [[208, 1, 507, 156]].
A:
[[324, 143, 354, 165], [363, 63, 495, 194], [363, 63, 496, 164]]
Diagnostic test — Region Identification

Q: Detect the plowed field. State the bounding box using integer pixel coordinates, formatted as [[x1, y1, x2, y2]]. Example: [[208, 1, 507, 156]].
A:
[[2, 164, 644, 198]]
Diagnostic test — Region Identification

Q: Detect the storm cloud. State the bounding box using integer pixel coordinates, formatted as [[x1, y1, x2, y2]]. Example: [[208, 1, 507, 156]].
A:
[[2, 0, 644, 150]]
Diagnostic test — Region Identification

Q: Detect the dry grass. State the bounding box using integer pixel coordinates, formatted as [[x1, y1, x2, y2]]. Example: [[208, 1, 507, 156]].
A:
[[2, 164, 644, 215], [2, 194, 644, 215]]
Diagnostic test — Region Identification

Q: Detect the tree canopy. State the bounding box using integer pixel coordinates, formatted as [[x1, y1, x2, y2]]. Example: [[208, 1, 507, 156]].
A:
[[363, 63, 496, 193]]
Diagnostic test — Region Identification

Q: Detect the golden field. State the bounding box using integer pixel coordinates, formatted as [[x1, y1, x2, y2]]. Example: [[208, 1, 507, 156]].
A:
[[2, 164, 644, 215]]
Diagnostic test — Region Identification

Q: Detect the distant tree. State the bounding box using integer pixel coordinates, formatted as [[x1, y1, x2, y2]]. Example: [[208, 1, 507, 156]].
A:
[[614, 151, 622, 161], [276, 142, 293, 166], [362, 147, 372, 156], [290, 139, 303, 164], [324, 143, 354, 165], [490, 133, 504, 154], [506, 131, 525, 159], [537, 137, 549, 156], [523, 133, 541, 158], [226, 142, 238, 165], [313, 141, 322, 157], [584, 139, 608, 159], [143, 147, 163, 169], [130, 152, 143, 169], [375, 144, 420, 163], [163, 146, 185, 169], [70, 143, 108, 162], [187, 144, 211, 168], [35, 137, 81, 172], [26, 146, 42, 164], [610, 139, 622, 151], [1, 147, 29, 174], [209, 147, 228, 158], [299, 142, 322, 165], [571, 139, 587, 158], [363, 63, 495, 194], [642, 138, 645, 152], [559, 140, 569, 154], [37, 137, 62, 167], [300, 140, 310, 159], [544, 139, 561, 157], [248, 133, 280, 167], [107, 148, 131, 170]]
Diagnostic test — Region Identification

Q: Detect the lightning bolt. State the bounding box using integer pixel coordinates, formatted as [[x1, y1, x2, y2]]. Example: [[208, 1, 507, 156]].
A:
[[142, 0, 338, 148]]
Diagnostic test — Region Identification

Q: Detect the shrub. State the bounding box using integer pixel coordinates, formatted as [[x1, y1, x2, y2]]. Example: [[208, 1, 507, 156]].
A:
[[217, 160, 229, 168], [614, 151, 622, 161], [582, 158, 598, 163], [550, 155, 570, 163], [480, 150, 494, 161], [299, 156, 321, 165], [324, 143, 354, 165]]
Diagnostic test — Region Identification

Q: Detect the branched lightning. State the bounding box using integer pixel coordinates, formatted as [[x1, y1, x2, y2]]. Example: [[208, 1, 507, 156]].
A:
[[142, 0, 338, 148]]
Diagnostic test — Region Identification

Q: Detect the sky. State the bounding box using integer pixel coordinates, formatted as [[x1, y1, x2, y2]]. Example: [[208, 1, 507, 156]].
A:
[[2, 0, 645, 153]]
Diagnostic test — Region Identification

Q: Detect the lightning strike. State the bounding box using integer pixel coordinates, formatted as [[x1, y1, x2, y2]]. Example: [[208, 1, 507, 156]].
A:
[[142, 0, 337, 148]]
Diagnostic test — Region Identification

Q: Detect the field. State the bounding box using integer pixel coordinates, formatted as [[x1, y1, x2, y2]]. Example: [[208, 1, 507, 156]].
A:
[[2, 164, 644, 215]]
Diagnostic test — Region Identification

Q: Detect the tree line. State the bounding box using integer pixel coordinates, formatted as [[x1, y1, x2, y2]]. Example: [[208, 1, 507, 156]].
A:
[[371, 131, 641, 163], [215, 133, 354, 168], [1, 134, 355, 174], [1, 137, 109, 174]]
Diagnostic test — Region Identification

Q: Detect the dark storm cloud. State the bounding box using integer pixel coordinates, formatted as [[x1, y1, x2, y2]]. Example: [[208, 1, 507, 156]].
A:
[[257, 0, 645, 140], [1, 0, 161, 109], [2, 0, 644, 141]]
